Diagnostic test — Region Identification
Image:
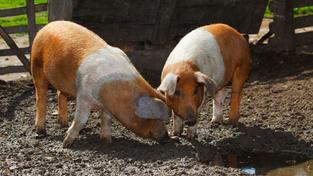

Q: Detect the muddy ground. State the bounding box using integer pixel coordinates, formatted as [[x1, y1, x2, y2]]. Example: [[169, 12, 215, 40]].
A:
[[0, 51, 313, 175]]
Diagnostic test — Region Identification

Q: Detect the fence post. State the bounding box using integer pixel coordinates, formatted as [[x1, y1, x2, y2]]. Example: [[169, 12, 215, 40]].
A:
[[48, 0, 72, 21], [26, 0, 36, 47], [268, 0, 295, 52], [152, 0, 177, 44]]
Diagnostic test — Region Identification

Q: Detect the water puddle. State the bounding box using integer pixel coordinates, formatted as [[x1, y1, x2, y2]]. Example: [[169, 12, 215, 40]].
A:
[[215, 152, 313, 175]]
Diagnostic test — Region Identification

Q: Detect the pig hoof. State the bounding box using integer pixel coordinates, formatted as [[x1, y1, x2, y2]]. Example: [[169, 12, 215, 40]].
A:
[[210, 116, 222, 123], [100, 135, 112, 144], [186, 133, 198, 141], [225, 118, 238, 126], [58, 121, 68, 128], [172, 131, 182, 137], [35, 128, 47, 136], [186, 129, 197, 141], [63, 135, 75, 148]]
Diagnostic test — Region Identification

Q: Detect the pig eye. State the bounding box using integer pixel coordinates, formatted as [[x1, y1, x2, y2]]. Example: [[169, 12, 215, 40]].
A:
[[174, 90, 181, 96]]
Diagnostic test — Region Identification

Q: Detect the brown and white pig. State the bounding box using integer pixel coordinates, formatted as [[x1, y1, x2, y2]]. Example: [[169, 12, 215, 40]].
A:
[[158, 24, 251, 139], [31, 21, 170, 147]]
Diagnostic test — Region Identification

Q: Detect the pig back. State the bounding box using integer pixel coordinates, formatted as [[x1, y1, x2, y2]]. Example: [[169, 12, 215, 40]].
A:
[[31, 21, 107, 96]]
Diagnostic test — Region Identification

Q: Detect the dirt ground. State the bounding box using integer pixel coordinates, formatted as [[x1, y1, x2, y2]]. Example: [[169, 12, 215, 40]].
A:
[[0, 50, 313, 175], [1, 18, 313, 175]]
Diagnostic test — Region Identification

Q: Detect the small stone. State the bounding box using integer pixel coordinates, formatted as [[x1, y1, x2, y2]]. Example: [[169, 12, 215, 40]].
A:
[[52, 110, 58, 116]]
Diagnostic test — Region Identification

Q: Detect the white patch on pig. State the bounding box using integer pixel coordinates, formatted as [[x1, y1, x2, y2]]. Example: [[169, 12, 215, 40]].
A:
[[211, 88, 227, 122], [164, 28, 225, 89], [76, 46, 139, 108]]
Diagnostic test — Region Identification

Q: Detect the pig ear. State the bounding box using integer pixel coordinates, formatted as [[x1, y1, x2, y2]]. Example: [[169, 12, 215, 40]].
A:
[[157, 73, 178, 96], [135, 96, 170, 120], [194, 71, 217, 96]]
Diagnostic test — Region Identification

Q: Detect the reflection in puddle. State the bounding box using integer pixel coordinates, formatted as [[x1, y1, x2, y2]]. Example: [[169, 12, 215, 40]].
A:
[[211, 152, 313, 175], [266, 160, 313, 176]]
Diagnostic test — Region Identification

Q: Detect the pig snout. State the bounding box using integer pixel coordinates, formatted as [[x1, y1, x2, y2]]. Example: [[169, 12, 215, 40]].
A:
[[150, 121, 170, 144], [184, 108, 197, 126]]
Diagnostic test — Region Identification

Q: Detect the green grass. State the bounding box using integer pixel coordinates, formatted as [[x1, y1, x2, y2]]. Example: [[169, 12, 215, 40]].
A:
[[0, 0, 48, 27], [265, 4, 313, 18]]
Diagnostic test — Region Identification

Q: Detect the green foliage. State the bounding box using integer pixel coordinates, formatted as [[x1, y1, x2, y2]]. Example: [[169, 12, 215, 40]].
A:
[[0, 0, 48, 27], [0, 0, 47, 9], [265, 4, 313, 18], [294, 6, 313, 17]]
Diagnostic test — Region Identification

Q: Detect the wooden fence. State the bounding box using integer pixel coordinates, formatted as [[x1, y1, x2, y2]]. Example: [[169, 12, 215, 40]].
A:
[[266, 0, 313, 52], [0, 0, 47, 57], [0, 0, 72, 74]]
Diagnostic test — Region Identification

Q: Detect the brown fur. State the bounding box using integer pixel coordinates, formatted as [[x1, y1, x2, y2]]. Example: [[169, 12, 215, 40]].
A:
[[31, 21, 107, 132], [201, 24, 251, 86], [99, 77, 167, 139], [161, 61, 204, 122], [161, 23, 251, 125], [31, 21, 168, 141]]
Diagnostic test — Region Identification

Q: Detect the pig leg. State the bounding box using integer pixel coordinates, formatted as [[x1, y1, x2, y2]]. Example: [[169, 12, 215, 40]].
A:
[[229, 67, 248, 124], [63, 96, 90, 147], [211, 88, 227, 123], [57, 90, 68, 127], [172, 115, 184, 136], [186, 123, 198, 141], [100, 111, 112, 144], [32, 68, 49, 135]]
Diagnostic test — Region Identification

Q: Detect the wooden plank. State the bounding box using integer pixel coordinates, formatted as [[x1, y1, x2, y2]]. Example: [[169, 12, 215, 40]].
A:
[[294, 15, 313, 29], [48, 0, 72, 21], [0, 47, 30, 56], [152, 0, 177, 44], [0, 26, 30, 73], [268, 0, 295, 51], [73, 10, 156, 25], [0, 4, 47, 17], [295, 31, 313, 45], [0, 65, 28, 75], [26, 0, 36, 47], [3, 25, 44, 34], [3, 25, 28, 34], [179, 0, 251, 7], [79, 22, 154, 42], [293, 0, 313, 8], [171, 0, 267, 34]]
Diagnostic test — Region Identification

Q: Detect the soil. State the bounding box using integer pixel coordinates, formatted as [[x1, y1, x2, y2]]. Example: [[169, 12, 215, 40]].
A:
[[1, 18, 313, 175], [0, 51, 313, 176]]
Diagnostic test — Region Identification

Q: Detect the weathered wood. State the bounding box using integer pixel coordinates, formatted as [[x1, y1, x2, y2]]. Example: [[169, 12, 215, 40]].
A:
[[82, 23, 154, 42], [48, 0, 72, 21], [0, 65, 28, 75], [72, 0, 267, 44], [26, 0, 36, 47], [170, 0, 268, 35], [3, 24, 44, 34], [152, 0, 177, 44], [3, 25, 28, 34], [295, 31, 313, 45], [0, 4, 47, 17], [294, 15, 313, 29], [268, 0, 295, 51], [293, 0, 313, 8], [72, 0, 158, 24], [179, 0, 251, 7], [0, 47, 30, 56], [0, 26, 30, 73], [256, 31, 274, 45]]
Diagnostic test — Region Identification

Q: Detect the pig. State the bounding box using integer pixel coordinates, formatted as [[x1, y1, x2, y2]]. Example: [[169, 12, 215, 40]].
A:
[[158, 24, 251, 139], [31, 21, 170, 147]]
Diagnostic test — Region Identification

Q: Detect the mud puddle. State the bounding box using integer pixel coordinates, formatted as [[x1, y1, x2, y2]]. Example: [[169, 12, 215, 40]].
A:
[[217, 152, 313, 175]]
